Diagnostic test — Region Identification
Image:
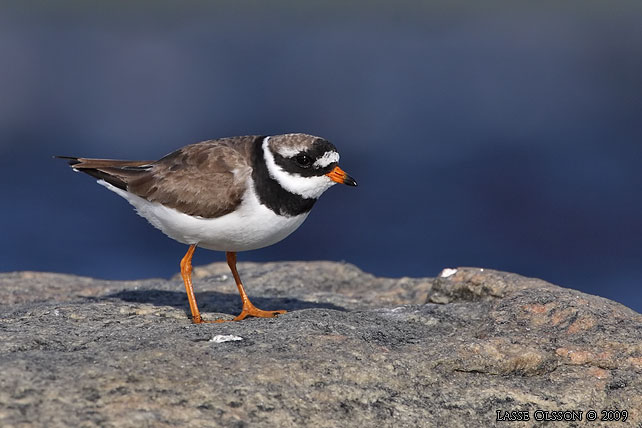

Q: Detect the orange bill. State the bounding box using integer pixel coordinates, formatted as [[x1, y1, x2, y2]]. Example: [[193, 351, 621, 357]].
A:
[[325, 165, 357, 186]]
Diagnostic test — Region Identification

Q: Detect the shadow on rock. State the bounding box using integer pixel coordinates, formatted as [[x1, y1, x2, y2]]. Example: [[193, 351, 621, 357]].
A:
[[105, 289, 346, 315]]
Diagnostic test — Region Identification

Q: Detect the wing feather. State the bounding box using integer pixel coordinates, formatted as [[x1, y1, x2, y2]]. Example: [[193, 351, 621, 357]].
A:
[[58, 136, 259, 218], [130, 137, 256, 218]]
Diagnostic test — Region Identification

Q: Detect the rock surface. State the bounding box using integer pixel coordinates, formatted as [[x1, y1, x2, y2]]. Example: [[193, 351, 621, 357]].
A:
[[0, 263, 640, 427]]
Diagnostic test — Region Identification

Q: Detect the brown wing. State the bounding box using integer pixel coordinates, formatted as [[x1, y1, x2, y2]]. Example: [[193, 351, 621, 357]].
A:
[[60, 135, 259, 218], [129, 137, 256, 218]]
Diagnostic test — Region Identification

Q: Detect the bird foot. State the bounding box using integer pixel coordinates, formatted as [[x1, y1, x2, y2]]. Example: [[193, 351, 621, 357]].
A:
[[190, 305, 286, 324], [190, 315, 218, 324], [213, 302, 286, 323], [233, 306, 287, 322]]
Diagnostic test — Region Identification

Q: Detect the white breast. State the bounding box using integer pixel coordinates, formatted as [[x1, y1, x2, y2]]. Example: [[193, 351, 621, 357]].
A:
[[98, 179, 309, 252]]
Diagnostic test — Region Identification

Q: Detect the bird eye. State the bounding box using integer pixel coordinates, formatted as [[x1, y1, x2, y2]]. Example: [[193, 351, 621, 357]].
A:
[[295, 153, 312, 168]]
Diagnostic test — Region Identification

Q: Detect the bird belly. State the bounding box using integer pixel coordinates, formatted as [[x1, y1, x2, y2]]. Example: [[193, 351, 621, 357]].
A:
[[98, 180, 310, 252]]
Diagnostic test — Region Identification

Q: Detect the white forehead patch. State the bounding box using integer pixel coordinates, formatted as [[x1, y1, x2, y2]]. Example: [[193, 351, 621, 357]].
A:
[[313, 151, 340, 168], [262, 137, 336, 199]]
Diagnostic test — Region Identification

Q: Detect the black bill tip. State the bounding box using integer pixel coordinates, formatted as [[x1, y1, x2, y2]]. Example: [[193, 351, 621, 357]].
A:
[[343, 175, 357, 187]]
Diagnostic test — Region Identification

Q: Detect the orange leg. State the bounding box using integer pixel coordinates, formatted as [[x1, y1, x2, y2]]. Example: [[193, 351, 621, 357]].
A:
[[219, 251, 286, 322], [179, 244, 215, 324]]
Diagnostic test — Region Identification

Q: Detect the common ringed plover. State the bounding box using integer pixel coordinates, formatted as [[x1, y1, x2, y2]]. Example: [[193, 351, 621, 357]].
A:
[[58, 134, 356, 323]]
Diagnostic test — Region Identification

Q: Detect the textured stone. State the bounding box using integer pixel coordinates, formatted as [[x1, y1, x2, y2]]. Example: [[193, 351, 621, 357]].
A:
[[0, 264, 640, 427]]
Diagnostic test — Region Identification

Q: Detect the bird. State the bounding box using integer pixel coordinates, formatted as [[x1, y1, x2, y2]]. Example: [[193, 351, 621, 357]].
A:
[[58, 133, 357, 323]]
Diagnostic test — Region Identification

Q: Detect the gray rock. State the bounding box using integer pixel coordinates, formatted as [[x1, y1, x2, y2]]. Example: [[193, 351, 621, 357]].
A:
[[0, 264, 640, 427]]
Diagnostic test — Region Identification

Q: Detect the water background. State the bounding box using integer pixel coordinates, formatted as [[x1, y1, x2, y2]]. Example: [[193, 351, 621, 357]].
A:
[[1, 1, 640, 312]]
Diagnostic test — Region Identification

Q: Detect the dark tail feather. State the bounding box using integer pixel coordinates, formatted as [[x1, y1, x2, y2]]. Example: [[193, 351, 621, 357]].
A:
[[55, 156, 154, 191], [55, 155, 82, 166]]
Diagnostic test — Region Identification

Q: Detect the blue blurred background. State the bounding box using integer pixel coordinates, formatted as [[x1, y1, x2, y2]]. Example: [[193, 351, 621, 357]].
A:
[[1, 1, 640, 312]]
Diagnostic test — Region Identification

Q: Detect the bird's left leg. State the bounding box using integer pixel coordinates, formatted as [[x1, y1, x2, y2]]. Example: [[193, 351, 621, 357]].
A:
[[220, 251, 286, 322]]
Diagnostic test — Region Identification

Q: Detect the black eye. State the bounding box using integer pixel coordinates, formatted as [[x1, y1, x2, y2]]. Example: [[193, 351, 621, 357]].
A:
[[295, 153, 312, 168]]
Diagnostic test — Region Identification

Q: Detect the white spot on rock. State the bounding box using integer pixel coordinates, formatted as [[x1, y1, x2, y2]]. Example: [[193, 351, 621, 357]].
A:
[[440, 268, 458, 278], [209, 335, 243, 343]]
